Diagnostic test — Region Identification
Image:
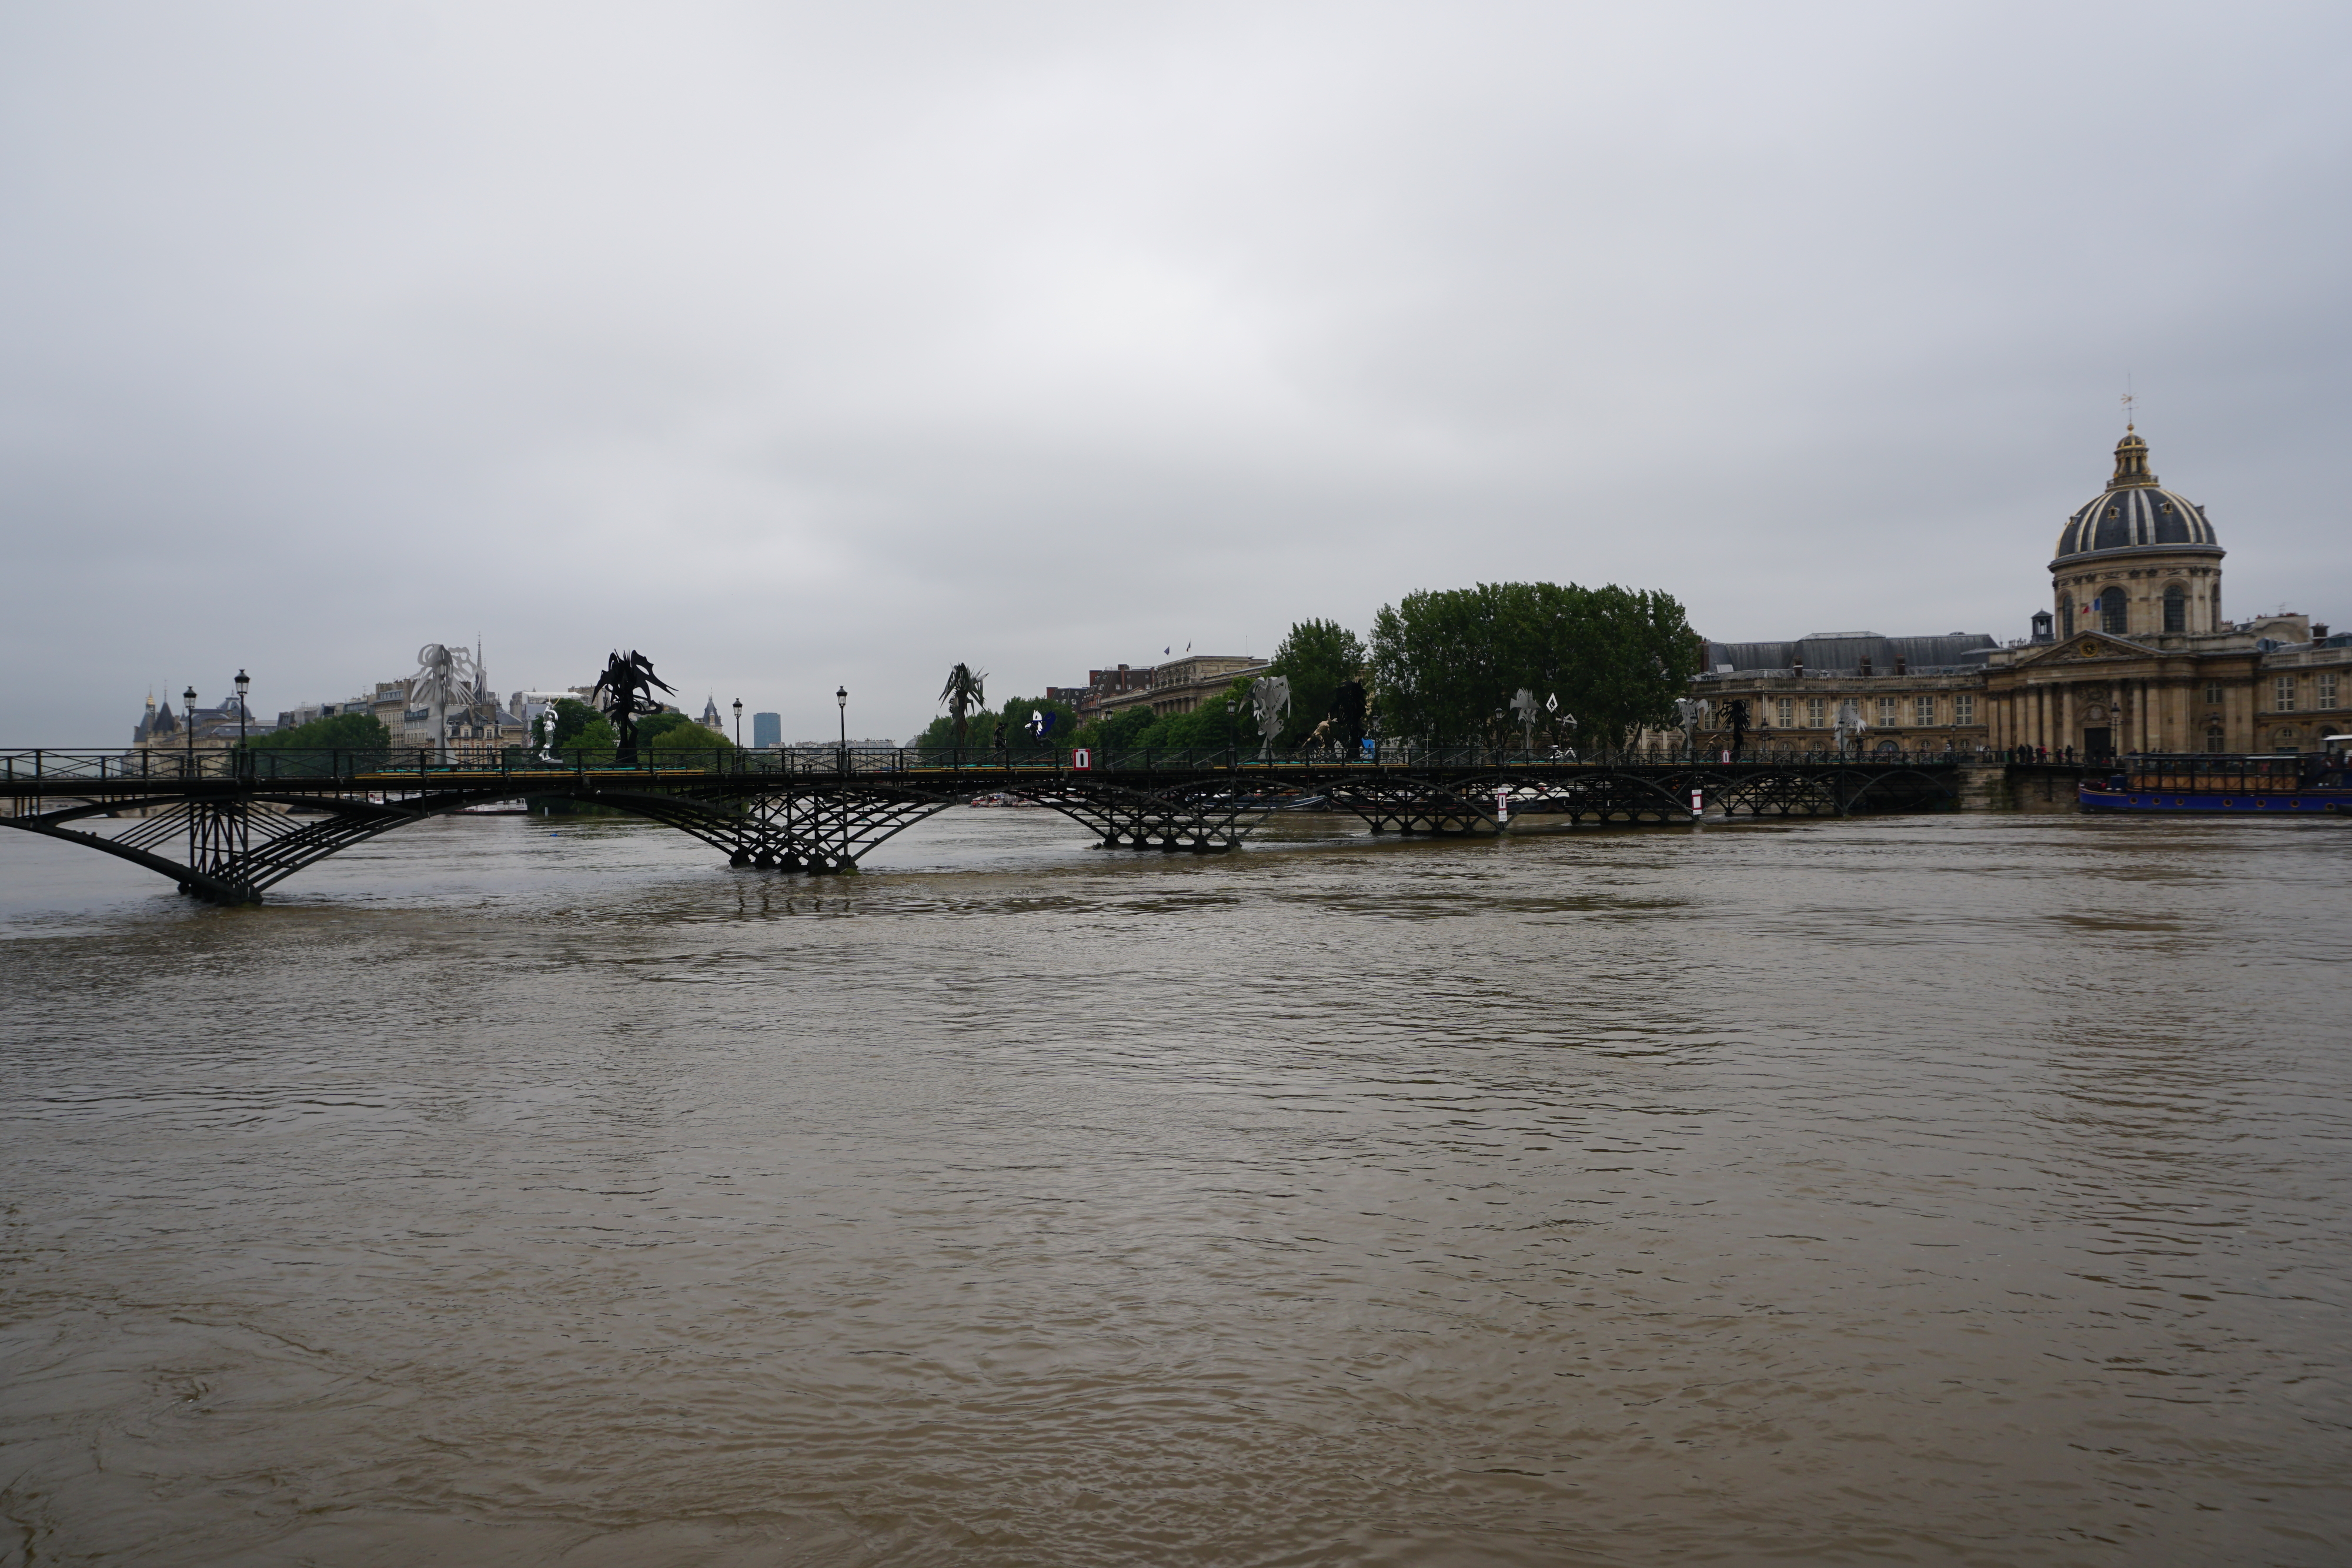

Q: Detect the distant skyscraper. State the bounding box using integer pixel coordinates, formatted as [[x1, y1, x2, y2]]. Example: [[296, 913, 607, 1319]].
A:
[[752, 711, 781, 749]]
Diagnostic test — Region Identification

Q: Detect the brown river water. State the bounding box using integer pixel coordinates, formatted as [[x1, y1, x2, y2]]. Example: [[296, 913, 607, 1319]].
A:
[[2, 807, 2348, 1567]]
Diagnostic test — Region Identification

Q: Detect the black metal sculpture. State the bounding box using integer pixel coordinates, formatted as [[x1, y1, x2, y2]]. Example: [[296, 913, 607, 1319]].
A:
[[1329, 680, 1368, 758], [592, 649, 676, 764], [1726, 698, 1751, 761]]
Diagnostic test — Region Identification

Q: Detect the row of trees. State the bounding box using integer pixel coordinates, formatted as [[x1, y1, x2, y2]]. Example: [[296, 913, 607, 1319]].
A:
[[1366, 583, 1698, 749], [534, 697, 734, 761], [927, 579, 1700, 756]]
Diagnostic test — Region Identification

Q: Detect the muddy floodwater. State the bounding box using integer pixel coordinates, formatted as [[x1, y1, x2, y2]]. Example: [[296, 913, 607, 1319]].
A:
[[2, 808, 2349, 1566]]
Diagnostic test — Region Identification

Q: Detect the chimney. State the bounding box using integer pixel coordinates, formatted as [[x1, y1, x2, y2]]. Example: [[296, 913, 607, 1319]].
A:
[[2316, 624, 2331, 640], [1895, 656, 1906, 676]]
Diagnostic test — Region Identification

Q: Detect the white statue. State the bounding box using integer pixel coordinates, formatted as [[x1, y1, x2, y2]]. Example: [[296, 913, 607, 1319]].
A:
[[1509, 688, 1540, 754], [410, 643, 479, 763], [1250, 675, 1291, 760], [1833, 698, 1867, 756], [1671, 697, 1712, 755]]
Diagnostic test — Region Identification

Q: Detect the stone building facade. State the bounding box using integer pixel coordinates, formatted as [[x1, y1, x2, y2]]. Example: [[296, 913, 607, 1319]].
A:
[[1696, 429, 2348, 758], [1071, 654, 1268, 723]]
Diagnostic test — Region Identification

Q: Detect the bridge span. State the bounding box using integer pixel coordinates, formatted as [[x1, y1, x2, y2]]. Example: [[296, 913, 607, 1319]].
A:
[[1, 745, 1962, 904]]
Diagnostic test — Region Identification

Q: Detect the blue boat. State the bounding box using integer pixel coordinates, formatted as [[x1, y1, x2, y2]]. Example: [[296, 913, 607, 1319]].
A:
[[2079, 742, 2352, 814]]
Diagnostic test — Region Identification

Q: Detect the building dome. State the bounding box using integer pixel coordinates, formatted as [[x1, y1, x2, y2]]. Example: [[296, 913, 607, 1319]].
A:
[[2052, 429, 2219, 561]]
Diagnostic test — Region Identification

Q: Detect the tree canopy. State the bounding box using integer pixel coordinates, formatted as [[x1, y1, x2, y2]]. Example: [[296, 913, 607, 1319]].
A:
[[637, 710, 733, 751], [1268, 618, 1366, 746], [1368, 581, 1698, 748], [554, 711, 619, 762], [536, 698, 603, 750], [245, 712, 389, 753]]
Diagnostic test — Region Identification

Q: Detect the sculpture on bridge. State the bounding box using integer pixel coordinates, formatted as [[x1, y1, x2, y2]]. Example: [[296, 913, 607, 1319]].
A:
[[938, 663, 987, 753], [1329, 680, 1368, 759], [1250, 675, 1291, 760], [1833, 698, 1868, 757], [409, 643, 479, 764], [1725, 698, 1750, 761], [1672, 697, 1712, 758], [1548, 696, 1578, 761], [1509, 688, 1541, 755], [592, 650, 677, 765]]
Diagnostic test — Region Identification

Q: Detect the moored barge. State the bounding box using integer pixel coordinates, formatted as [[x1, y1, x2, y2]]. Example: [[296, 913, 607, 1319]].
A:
[[2079, 742, 2352, 814]]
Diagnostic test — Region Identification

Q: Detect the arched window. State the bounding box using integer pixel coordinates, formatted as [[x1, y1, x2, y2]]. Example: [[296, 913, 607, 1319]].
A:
[[2163, 584, 2187, 633], [2059, 600, 2074, 637], [2100, 587, 2127, 633]]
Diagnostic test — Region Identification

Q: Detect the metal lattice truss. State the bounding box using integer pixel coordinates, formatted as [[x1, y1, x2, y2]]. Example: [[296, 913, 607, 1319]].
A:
[[8, 791, 435, 904], [0, 759, 1960, 903]]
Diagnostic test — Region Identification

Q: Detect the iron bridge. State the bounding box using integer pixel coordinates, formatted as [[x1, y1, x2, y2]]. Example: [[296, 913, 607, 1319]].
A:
[[0, 745, 1963, 904]]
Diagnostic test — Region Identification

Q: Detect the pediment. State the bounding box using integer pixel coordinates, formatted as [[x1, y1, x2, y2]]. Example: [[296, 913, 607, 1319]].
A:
[[2013, 633, 2149, 667]]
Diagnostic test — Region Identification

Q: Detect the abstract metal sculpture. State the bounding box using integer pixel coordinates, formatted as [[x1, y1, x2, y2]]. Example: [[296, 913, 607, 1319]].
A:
[[1328, 679, 1368, 759], [1250, 675, 1291, 761], [592, 650, 676, 764], [1725, 697, 1751, 760], [1672, 697, 1713, 757], [1509, 688, 1541, 754], [1546, 695, 1578, 761], [410, 643, 479, 764], [938, 663, 987, 750], [1833, 698, 1867, 757]]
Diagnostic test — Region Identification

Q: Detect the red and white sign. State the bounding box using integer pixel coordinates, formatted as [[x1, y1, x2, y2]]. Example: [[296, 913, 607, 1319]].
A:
[[1494, 787, 1510, 823], [1071, 747, 1091, 771], [1689, 788, 1704, 817]]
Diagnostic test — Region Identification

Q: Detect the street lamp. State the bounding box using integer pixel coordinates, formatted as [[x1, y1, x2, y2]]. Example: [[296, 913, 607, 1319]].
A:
[[235, 670, 250, 748], [732, 697, 743, 748], [837, 685, 848, 767], [183, 684, 198, 770]]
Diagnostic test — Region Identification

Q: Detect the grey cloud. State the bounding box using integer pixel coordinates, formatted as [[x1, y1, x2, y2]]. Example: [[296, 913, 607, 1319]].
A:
[[4, 1, 2347, 741]]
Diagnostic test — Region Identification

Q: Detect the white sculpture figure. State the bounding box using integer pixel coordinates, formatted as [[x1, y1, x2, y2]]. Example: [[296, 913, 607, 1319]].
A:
[[409, 643, 479, 764], [1833, 698, 1867, 756], [1672, 697, 1712, 756], [1250, 675, 1290, 760], [1545, 694, 1579, 760], [1509, 688, 1541, 754]]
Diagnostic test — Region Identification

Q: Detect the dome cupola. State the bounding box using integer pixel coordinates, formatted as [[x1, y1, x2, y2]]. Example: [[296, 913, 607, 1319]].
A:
[[2052, 427, 2220, 562]]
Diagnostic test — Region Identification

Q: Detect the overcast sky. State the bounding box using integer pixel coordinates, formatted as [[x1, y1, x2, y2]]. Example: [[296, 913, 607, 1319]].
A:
[[5, 2, 2347, 743]]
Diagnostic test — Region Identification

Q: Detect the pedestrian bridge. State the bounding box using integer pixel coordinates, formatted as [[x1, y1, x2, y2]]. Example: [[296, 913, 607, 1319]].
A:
[[1, 745, 1963, 904]]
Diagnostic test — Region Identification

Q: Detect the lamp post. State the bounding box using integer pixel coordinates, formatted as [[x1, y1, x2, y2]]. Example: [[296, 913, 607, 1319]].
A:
[[183, 684, 198, 773], [837, 685, 848, 771], [235, 669, 250, 742], [732, 698, 743, 748], [1224, 698, 1237, 764]]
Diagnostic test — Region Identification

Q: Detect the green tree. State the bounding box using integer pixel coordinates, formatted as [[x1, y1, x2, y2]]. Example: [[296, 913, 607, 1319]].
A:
[[245, 711, 390, 753], [1074, 703, 1161, 756], [558, 713, 619, 764], [1268, 618, 1365, 746], [536, 698, 602, 750], [630, 710, 701, 752], [646, 717, 734, 754], [1369, 581, 1698, 750]]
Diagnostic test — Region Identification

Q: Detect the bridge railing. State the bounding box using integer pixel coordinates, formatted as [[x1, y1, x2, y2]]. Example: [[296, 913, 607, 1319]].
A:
[[3, 742, 2002, 787]]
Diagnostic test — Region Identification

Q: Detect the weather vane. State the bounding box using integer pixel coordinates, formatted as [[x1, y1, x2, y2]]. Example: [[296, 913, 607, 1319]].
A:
[[2121, 378, 2134, 432]]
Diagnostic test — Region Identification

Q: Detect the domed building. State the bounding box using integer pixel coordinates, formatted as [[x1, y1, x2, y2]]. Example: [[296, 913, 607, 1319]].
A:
[[2048, 428, 2225, 638], [1984, 426, 2340, 759], [1693, 424, 2348, 764]]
